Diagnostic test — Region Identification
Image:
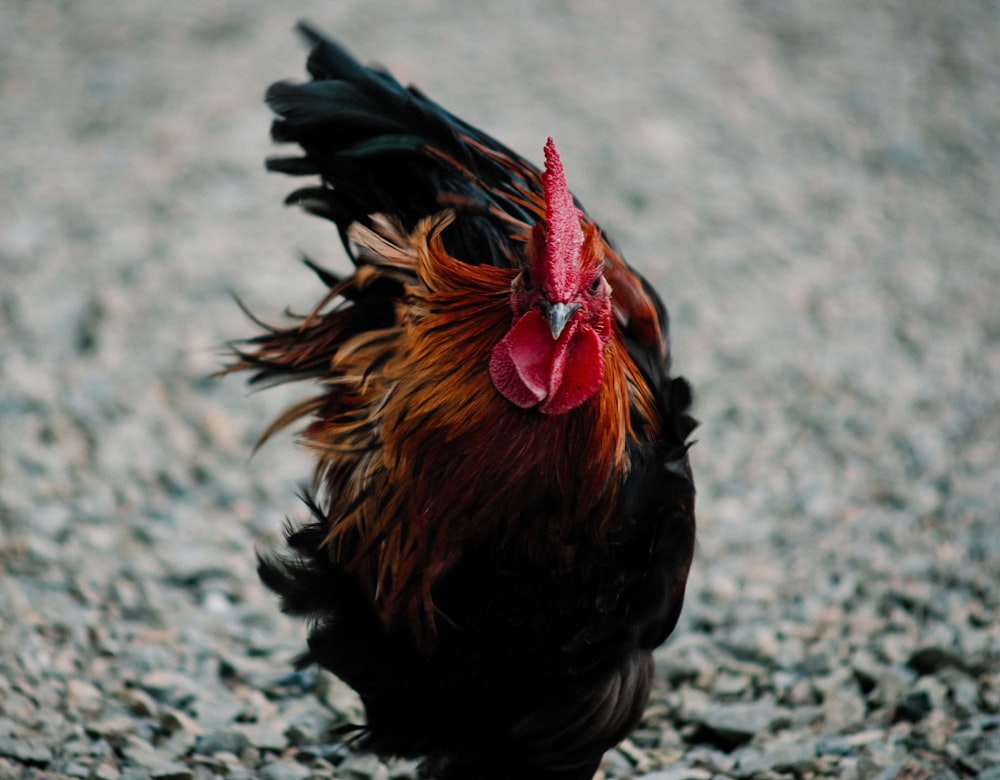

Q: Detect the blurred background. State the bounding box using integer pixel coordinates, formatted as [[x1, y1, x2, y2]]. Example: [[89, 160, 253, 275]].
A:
[[1, 2, 998, 778]]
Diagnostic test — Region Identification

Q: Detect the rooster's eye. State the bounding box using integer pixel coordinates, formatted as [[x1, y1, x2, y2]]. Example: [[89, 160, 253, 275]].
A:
[[589, 275, 602, 295]]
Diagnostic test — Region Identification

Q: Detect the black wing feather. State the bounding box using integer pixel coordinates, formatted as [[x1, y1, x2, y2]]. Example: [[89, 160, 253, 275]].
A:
[[266, 22, 544, 268]]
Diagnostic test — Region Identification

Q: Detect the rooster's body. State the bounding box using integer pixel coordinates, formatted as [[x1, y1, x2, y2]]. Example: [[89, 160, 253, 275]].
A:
[[232, 24, 696, 780]]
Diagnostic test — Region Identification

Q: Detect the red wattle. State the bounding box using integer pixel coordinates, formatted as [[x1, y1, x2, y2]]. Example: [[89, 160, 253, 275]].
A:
[[489, 311, 552, 408], [540, 324, 604, 414], [489, 310, 604, 414]]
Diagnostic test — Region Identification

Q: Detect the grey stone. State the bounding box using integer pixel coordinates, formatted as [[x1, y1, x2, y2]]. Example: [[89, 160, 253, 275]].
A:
[[159, 706, 204, 737], [654, 634, 721, 685], [237, 720, 290, 752], [89, 763, 121, 780], [61, 738, 115, 760], [193, 729, 251, 757], [258, 759, 312, 780], [51, 759, 92, 778], [120, 736, 174, 771], [0, 735, 52, 766], [138, 671, 199, 707], [281, 697, 332, 747], [86, 717, 138, 740], [696, 699, 781, 746], [852, 650, 916, 708], [816, 735, 854, 756], [938, 668, 982, 716], [869, 762, 905, 780], [149, 765, 194, 780], [816, 672, 867, 732], [66, 679, 104, 716], [121, 688, 159, 718], [600, 747, 635, 777], [711, 669, 753, 698], [637, 768, 712, 780], [336, 754, 391, 780], [735, 741, 818, 776]]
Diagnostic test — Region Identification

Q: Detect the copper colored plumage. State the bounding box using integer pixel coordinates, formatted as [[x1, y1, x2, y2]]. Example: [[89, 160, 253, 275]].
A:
[[227, 22, 697, 780]]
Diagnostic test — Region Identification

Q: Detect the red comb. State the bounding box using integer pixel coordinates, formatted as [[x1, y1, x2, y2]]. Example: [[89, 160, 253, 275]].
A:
[[541, 138, 584, 301]]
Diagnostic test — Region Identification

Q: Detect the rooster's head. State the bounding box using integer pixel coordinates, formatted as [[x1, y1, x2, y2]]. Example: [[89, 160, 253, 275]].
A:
[[489, 138, 612, 415]]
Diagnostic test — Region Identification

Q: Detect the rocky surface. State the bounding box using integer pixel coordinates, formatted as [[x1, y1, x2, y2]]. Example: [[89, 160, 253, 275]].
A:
[[1, 2, 998, 778]]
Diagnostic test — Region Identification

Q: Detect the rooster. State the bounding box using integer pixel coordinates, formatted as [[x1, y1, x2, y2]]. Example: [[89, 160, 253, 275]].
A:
[[229, 23, 696, 780]]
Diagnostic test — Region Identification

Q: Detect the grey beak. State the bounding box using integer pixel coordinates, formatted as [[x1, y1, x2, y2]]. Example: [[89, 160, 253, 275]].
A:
[[542, 301, 582, 340]]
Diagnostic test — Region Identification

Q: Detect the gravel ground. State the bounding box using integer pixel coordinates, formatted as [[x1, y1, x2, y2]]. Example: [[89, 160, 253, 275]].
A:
[[2, 2, 999, 779]]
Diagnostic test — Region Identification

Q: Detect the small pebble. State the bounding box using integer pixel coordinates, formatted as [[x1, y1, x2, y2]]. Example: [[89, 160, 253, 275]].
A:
[[258, 759, 312, 780], [192, 730, 250, 757]]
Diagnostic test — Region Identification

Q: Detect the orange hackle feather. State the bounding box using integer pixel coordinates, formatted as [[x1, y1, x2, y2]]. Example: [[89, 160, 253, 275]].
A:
[[232, 208, 660, 643]]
